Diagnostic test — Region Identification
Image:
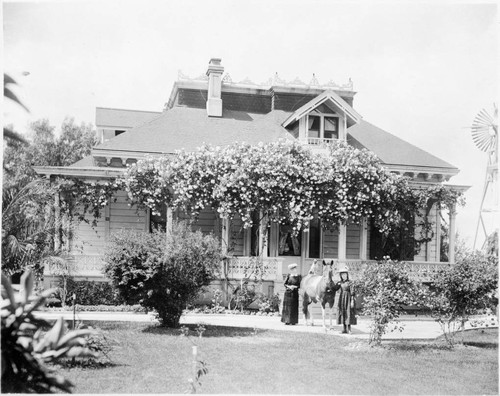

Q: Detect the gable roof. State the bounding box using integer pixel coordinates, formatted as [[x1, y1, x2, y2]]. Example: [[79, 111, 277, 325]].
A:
[[93, 107, 293, 155], [96, 107, 162, 129], [347, 120, 458, 171], [282, 90, 362, 128]]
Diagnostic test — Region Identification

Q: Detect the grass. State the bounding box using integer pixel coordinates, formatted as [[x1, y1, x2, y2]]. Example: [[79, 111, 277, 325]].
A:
[[53, 321, 498, 395]]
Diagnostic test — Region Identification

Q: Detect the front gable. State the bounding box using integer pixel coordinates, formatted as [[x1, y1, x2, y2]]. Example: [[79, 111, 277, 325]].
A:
[[281, 90, 362, 145]]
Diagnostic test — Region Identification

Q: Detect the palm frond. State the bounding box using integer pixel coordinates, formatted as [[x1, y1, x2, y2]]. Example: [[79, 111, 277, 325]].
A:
[[4, 73, 29, 112]]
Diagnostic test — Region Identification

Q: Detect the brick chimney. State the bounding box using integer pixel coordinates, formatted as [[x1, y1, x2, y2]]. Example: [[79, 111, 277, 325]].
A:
[[206, 58, 224, 117]]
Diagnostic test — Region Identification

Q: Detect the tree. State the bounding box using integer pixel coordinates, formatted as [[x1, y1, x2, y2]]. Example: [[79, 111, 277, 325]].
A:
[[104, 222, 223, 327], [1, 179, 60, 277], [3, 74, 28, 145], [2, 118, 97, 279], [356, 258, 427, 345], [427, 250, 498, 346]]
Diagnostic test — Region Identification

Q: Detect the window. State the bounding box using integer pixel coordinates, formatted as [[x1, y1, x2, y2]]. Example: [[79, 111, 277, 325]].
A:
[[308, 217, 321, 258], [278, 224, 301, 256], [307, 114, 339, 141], [115, 130, 126, 137], [324, 117, 338, 139], [250, 211, 270, 256]]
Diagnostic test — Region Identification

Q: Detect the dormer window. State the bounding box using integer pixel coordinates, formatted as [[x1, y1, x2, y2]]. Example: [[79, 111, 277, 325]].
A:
[[307, 112, 339, 143], [281, 90, 362, 147]]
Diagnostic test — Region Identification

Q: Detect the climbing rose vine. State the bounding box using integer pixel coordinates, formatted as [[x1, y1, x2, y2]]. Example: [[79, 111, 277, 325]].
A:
[[119, 140, 437, 234], [63, 139, 464, 253]]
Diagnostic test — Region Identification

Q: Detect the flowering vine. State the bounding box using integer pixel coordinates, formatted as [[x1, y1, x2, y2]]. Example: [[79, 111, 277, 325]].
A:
[[59, 139, 465, 258]]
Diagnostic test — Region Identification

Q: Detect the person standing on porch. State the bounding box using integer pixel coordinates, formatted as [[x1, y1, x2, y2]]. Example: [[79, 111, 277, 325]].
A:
[[336, 266, 356, 334], [281, 263, 301, 325]]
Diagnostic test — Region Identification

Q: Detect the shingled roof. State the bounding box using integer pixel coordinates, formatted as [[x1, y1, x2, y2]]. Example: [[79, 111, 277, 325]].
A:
[[347, 120, 457, 170], [92, 105, 457, 173], [93, 107, 294, 154], [96, 107, 162, 129]]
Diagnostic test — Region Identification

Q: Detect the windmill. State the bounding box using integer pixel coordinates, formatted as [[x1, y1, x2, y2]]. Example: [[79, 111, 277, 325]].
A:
[[472, 104, 498, 249]]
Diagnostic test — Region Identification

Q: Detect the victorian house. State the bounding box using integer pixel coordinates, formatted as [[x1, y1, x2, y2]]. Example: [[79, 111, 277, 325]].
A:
[[35, 58, 467, 300]]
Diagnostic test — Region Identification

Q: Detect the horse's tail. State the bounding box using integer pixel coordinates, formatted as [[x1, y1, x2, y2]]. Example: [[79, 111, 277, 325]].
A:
[[302, 290, 310, 317]]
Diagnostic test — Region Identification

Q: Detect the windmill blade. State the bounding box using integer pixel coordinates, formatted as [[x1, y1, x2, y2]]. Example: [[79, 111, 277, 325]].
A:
[[471, 104, 498, 153], [474, 110, 494, 125]]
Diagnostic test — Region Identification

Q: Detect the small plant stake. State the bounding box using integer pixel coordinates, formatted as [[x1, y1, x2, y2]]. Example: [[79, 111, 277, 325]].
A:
[[191, 346, 198, 392], [72, 293, 76, 329], [179, 326, 209, 394]]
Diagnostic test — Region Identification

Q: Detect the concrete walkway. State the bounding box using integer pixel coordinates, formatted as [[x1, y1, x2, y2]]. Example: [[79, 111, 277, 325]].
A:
[[33, 310, 488, 340]]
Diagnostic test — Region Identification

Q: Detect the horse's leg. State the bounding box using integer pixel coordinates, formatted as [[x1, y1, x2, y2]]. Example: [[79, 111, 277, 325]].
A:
[[302, 294, 310, 326], [329, 301, 334, 330], [321, 301, 327, 329]]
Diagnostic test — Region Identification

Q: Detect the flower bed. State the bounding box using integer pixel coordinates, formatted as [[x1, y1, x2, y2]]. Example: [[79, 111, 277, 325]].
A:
[[44, 304, 146, 313], [184, 307, 281, 316]]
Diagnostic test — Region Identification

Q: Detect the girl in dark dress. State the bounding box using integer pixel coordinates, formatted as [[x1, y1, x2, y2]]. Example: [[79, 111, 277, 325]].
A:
[[336, 266, 356, 334], [281, 263, 301, 325]]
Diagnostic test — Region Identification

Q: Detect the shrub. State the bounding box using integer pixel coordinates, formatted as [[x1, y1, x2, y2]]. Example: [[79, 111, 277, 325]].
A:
[[427, 251, 498, 346], [356, 258, 427, 345], [104, 221, 223, 327], [63, 279, 124, 306], [1, 270, 97, 393], [257, 293, 281, 313], [232, 284, 257, 312]]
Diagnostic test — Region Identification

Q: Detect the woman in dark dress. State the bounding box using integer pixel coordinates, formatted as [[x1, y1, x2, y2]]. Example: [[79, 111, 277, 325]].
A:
[[281, 263, 301, 325], [336, 265, 356, 334]]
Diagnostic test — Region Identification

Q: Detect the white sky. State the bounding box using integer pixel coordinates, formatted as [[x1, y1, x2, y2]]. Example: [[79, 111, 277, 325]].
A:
[[2, 0, 499, 248]]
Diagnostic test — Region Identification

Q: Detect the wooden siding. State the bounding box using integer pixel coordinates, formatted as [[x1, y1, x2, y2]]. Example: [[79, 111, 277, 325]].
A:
[[273, 93, 316, 112], [175, 207, 220, 237], [346, 223, 361, 259], [323, 229, 339, 258], [177, 88, 271, 113], [109, 190, 147, 232], [71, 209, 106, 255], [273, 92, 354, 112], [221, 92, 270, 114], [178, 88, 207, 109]]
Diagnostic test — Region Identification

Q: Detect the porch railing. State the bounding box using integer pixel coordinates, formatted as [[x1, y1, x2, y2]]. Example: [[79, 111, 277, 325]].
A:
[[324, 259, 451, 282], [299, 137, 336, 146], [222, 257, 284, 281], [43, 255, 105, 278], [43, 255, 450, 283]]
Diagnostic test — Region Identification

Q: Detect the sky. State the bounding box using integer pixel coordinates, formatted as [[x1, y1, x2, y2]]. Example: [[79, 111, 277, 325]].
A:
[[2, 0, 499, 248]]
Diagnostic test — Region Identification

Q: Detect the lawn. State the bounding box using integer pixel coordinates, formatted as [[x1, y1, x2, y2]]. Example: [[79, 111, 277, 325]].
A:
[[54, 321, 498, 395]]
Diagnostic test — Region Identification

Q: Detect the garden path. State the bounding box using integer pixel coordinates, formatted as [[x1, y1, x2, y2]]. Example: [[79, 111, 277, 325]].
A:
[[35, 311, 497, 340]]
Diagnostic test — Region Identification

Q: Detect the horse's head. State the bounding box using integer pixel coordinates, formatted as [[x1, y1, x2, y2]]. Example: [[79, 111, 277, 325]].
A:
[[322, 260, 335, 285]]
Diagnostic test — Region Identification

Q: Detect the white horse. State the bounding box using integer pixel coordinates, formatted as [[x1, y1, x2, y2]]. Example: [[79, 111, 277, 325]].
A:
[[300, 260, 338, 329]]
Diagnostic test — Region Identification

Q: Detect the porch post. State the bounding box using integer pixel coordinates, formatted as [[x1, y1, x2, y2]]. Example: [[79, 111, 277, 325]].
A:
[[259, 212, 268, 258], [435, 206, 441, 262], [448, 203, 457, 264], [359, 218, 368, 260], [221, 218, 230, 255], [338, 223, 347, 260], [54, 191, 61, 251]]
